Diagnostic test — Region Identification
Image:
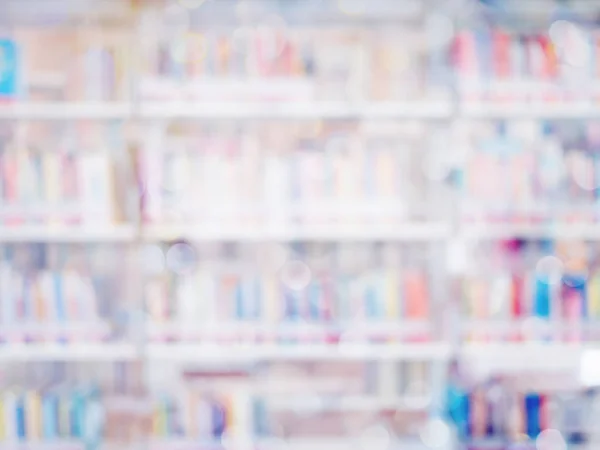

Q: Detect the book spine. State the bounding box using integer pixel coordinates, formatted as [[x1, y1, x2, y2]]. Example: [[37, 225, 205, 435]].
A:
[[78, 152, 114, 226], [42, 393, 58, 440], [15, 395, 26, 441], [25, 391, 41, 441], [3, 392, 17, 442]]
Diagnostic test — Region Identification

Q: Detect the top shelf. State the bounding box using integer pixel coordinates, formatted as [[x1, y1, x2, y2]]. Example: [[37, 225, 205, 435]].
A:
[[5, 102, 600, 120]]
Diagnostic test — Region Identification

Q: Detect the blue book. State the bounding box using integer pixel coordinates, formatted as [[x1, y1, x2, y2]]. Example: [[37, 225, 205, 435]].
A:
[[534, 277, 551, 319], [71, 390, 85, 439], [235, 282, 244, 320], [447, 386, 469, 439], [252, 279, 261, 320], [525, 393, 541, 438], [15, 396, 26, 441], [211, 402, 226, 439], [53, 274, 65, 322], [253, 399, 269, 437], [365, 285, 380, 319], [42, 393, 59, 440], [0, 39, 18, 98], [308, 280, 321, 320], [284, 290, 299, 321]]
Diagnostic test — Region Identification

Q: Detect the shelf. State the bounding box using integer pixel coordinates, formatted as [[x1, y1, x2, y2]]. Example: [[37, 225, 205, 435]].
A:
[[146, 438, 447, 450], [0, 225, 137, 242], [461, 103, 600, 119], [266, 395, 430, 412], [460, 343, 587, 374], [142, 223, 451, 242], [459, 223, 600, 240], [0, 102, 132, 120], [146, 321, 433, 341], [0, 343, 139, 361], [140, 101, 453, 120], [146, 343, 451, 362]]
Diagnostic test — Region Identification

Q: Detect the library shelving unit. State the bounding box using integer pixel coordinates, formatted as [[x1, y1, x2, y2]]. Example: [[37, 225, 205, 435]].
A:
[[4, 0, 600, 449]]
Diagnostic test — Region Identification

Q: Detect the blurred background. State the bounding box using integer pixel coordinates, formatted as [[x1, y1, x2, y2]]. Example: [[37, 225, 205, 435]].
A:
[[1, 0, 600, 449]]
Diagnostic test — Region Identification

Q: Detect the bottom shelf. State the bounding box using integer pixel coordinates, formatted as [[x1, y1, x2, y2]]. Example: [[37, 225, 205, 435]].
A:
[[0, 438, 452, 450]]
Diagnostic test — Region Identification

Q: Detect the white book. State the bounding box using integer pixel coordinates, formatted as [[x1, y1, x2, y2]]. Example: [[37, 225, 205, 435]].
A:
[[264, 156, 289, 228], [62, 271, 81, 323], [197, 270, 216, 327], [76, 276, 98, 322], [0, 263, 14, 328], [43, 152, 61, 225], [77, 151, 114, 226], [143, 129, 165, 223], [177, 274, 199, 329]]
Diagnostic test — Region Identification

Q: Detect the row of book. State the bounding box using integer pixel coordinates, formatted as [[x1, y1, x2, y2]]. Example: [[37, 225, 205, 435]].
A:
[[460, 120, 600, 223], [0, 243, 123, 342], [144, 243, 431, 342], [139, 23, 449, 102], [448, 380, 595, 444], [0, 123, 123, 226], [149, 392, 240, 440], [9, 117, 600, 227], [0, 386, 103, 443], [454, 26, 600, 103], [462, 239, 599, 342], [139, 121, 441, 225], [11, 22, 600, 104], [147, 360, 433, 441], [0, 264, 108, 342], [0, 29, 129, 102]]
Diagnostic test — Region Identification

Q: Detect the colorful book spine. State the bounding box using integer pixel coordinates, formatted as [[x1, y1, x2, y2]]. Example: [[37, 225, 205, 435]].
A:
[[0, 39, 18, 99]]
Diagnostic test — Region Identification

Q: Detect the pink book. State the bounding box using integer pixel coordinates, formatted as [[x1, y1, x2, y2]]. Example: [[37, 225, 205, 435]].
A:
[[2, 149, 19, 226], [455, 31, 480, 102], [403, 270, 429, 342], [562, 287, 582, 342]]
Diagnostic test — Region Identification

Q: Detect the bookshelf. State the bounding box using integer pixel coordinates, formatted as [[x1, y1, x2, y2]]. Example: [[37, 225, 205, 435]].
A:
[[5, 0, 600, 448]]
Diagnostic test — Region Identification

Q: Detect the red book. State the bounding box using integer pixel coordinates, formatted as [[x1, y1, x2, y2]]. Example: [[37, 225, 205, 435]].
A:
[[538, 36, 559, 102], [493, 30, 511, 78]]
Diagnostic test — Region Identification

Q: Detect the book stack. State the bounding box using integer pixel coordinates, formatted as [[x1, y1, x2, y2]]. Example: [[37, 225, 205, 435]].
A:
[[139, 120, 445, 229], [145, 242, 433, 343], [0, 122, 124, 227], [0, 27, 129, 102], [459, 119, 600, 224], [460, 238, 600, 342], [453, 25, 600, 104]]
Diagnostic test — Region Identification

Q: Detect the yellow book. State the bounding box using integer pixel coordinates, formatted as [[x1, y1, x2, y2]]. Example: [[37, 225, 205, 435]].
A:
[[588, 275, 600, 319], [151, 403, 162, 437], [223, 395, 235, 435], [0, 397, 5, 441]]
